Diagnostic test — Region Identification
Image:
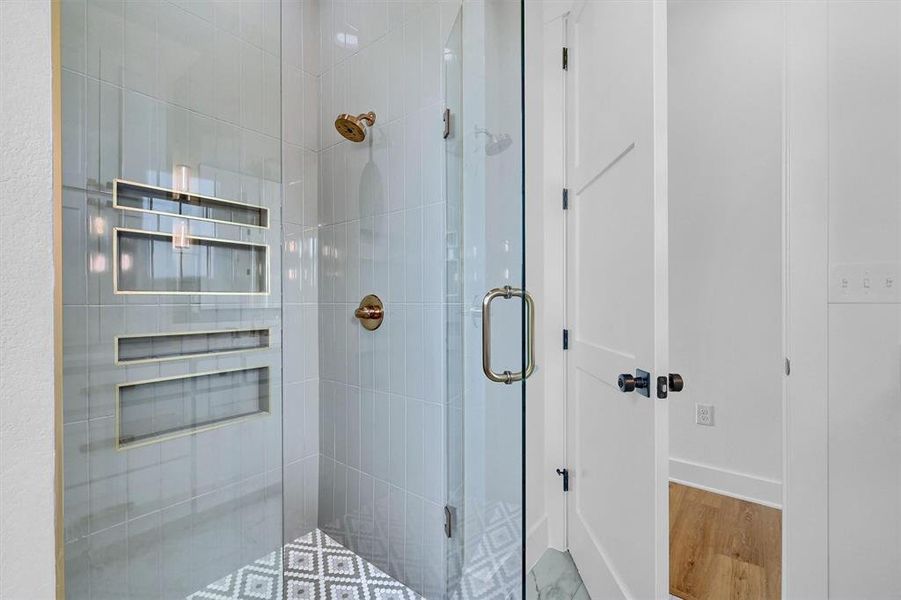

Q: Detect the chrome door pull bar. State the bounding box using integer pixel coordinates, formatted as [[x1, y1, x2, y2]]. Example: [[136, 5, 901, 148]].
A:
[[481, 286, 536, 384]]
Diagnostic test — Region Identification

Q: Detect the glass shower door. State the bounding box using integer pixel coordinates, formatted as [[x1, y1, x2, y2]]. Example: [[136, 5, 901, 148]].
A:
[[445, 1, 526, 597]]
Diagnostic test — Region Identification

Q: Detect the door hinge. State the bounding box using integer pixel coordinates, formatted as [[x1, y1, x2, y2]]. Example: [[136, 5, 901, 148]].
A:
[[563, 329, 569, 350], [562, 47, 568, 70], [442, 108, 451, 139], [562, 188, 569, 210], [556, 468, 569, 492], [444, 505, 455, 538], [785, 357, 791, 376]]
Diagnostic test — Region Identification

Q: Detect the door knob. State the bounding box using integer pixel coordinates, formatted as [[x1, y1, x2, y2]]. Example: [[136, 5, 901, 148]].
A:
[[668, 373, 684, 392], [618, 369, 650, 397], [618, 374, 636, 392]]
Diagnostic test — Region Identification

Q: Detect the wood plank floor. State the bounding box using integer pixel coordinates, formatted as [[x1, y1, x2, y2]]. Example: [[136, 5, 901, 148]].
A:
[[670, 482, 781, 600]]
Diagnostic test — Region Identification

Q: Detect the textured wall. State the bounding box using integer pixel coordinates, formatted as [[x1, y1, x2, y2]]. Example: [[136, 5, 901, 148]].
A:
[[0, 1, 58, 597]]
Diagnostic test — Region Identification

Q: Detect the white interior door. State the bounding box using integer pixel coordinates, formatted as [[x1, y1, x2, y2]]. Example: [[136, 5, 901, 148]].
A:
[[564, 1, 669, 598]]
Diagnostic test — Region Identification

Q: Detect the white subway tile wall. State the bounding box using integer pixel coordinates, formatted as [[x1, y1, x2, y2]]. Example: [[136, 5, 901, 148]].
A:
[[314, 1, 460, 597], [282, 0, 321, 549]]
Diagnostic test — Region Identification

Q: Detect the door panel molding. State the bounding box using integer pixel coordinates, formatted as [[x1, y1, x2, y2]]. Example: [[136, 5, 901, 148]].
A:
[[564, 1, 669, 598]]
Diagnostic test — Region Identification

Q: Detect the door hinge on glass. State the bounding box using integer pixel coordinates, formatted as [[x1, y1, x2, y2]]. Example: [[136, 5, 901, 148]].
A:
[[556, 468, 569, 492], [444, 505, 455, 538], [562, 47, 568, 70], [785, 357, 791, 376], [562, 188, 569, 210], [563, 329, 569, 350], [443, 108, 451, 139]]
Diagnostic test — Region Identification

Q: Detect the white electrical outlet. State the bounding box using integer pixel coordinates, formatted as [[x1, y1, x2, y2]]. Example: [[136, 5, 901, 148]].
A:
[[696, 404, 714, 426]]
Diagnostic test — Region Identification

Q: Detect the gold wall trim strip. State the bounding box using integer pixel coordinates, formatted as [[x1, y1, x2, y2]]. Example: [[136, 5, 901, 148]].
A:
[[112, 178, 270, 229], [51, 0, 65, 595], [114, 327, 272, 365], [112, 227, 271, 296], [114, 366, 271, 451]]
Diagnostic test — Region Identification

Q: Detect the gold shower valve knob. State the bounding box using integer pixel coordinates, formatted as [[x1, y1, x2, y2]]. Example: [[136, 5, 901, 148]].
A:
[[354, 294, 384, 330]]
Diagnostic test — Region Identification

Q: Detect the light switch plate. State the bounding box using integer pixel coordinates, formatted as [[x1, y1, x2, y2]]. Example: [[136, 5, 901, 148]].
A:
[[830, 262, 900, 304]]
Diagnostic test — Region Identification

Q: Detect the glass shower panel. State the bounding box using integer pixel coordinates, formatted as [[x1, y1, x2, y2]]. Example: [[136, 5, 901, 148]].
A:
[[60, 1, 288, 598], [444, 8, 465, 596], [446, 1, 525, 597]]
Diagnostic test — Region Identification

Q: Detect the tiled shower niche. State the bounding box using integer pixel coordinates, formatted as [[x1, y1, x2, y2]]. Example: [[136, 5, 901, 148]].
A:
[[113, 179, 270, 229], [114, 228, 270, 295], [115, 328, 271, 364], [116, 366, 271, 449]]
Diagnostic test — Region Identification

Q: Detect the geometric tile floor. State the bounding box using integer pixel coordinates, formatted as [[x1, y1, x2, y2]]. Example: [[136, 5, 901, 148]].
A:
[[453, 502, 523, 599], [187, 528, 422, 600]]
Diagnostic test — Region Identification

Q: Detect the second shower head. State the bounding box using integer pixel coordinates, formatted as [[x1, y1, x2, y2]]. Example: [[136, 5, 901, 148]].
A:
[[335, 111, 376, 142]]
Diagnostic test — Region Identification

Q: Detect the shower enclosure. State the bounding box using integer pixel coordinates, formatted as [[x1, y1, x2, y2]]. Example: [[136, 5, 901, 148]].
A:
[[59, 0, 526, 598], [60, 1, 292, 597]]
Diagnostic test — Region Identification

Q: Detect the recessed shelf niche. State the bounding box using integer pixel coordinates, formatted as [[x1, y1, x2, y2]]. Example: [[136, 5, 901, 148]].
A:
[[115, 328, 271, 365], [114, 228, 269, 295], [116, 366, 270, 449], [113, 179, 269, 228]]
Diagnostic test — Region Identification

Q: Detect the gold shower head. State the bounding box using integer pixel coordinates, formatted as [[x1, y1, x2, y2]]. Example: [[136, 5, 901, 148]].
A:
[[335, 111, 376, 142]]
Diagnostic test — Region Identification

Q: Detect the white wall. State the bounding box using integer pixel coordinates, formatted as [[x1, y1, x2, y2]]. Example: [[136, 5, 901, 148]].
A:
[[824, 4, 901, 597], [668, 0, 784, 506], [786, 4, 901, 597], [0, 1, 59, 597]]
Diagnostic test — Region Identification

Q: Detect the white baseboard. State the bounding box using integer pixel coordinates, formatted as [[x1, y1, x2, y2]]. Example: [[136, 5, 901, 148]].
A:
[[669, 458, 783, 509]]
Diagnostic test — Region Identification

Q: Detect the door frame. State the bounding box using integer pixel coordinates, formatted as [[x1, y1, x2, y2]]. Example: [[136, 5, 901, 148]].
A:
[[523, 0, 571, 569], [528, 2, 832, 598], [783, 2, 829, 597]]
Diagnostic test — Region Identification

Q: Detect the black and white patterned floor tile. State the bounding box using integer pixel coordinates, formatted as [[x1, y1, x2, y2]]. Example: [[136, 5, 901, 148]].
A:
[[188, 529, 421, 600]]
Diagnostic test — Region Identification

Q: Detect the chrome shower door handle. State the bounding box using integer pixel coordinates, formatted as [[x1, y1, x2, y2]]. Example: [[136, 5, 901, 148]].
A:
[[481, 286, 536, 384]]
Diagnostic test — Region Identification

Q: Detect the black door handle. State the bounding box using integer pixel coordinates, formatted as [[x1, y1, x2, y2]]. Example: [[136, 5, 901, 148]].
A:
[[618, 373, 636, 392], [618, 369, 650, 397], [669, 373, 684, 392]]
